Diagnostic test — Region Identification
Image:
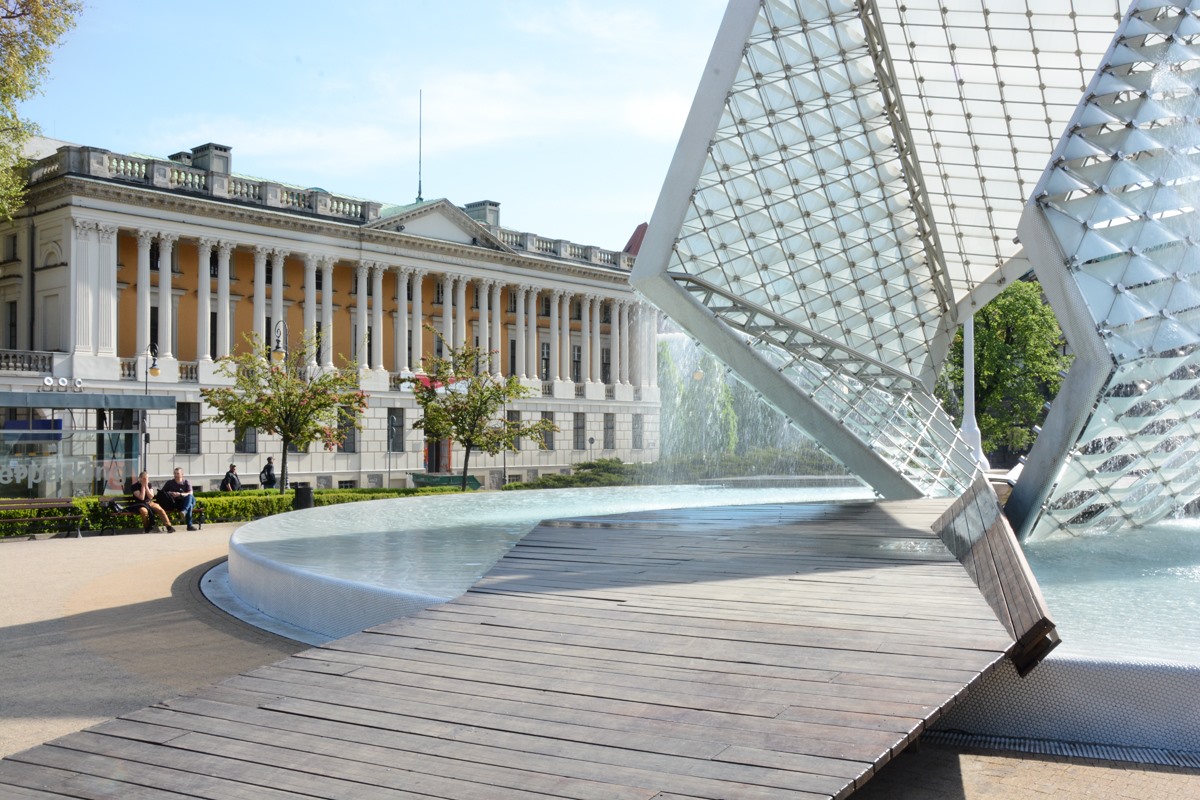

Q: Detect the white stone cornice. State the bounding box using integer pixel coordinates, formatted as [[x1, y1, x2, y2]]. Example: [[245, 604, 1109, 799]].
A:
[[37, 176, 638, 287]]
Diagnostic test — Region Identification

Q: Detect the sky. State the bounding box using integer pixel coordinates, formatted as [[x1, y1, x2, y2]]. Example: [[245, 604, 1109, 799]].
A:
[[18, 0, 728, 252]]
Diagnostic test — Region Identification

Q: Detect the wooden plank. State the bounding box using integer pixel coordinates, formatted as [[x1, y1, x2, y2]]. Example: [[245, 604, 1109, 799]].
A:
[[0, 496, 1031, 800]]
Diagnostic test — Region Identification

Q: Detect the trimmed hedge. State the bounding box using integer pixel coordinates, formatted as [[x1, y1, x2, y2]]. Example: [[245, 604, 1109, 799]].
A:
[[0, 485, 462, 537]]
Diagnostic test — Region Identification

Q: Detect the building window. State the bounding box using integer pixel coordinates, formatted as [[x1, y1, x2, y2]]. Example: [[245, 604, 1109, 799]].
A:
[[234, 426, 258, 454], [150, 306, 159, 351], [287, 440, 309, 454], [602, 303, 612, 324], [208, 249, 218, 278], [265, 263, 273, 284], [338, 479, 357, 489], [2, 234, 16, 262], [541, 411, 554, 450], [573, 412, 586, 450], [540, 295, 551, 317], [632, 414, 644, 450], [176, 403, 201, 454], [150, 242, 159, 271], [601, 348, 611, 384], [435, 282, 444, 305], [337, 410, 356, 453], [603, 413, 615, 450], [507, 292, 517, 313], [315, 268, 323, 291], [507, 409, 521, 450], [571, 299, 581, 320], [209, 311, 218, 355], [388, 408, 405, 452], [571, 345, 582, 383], [540, 342, 550, 380], [509, 339, 517, 376], [6, 301, 16, 349]]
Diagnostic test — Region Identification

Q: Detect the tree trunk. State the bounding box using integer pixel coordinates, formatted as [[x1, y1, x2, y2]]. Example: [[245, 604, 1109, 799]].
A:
[[280, 439, 289, 494], [460, 445, 472, 492]]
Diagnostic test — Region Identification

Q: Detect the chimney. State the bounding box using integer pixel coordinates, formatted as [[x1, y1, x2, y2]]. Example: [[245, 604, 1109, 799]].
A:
[[190, 143, 232, 175], [463, 200, 500, 227]]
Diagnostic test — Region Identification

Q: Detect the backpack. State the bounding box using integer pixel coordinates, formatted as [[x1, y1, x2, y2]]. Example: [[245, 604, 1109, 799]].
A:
[[259, 467, 269, 484]]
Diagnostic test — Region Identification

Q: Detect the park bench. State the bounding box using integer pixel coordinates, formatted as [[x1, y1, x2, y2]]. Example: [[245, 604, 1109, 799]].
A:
[[100, 495, 206, 536], [0, 497, 83, 538]]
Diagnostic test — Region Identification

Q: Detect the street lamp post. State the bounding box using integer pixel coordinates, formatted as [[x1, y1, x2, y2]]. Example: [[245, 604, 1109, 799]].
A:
[[271, 320, 289, 490], [387, 414, 396, 489], [142, 343, 159, 473]]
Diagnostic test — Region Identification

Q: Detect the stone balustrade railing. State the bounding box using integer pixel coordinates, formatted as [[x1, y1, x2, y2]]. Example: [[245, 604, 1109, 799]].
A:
[[26, 147, 381, 223], [488, 226, 633, 270], [179, 361, 199, 383], [119, 357, 137, 380], [0, 350, 55, 373]]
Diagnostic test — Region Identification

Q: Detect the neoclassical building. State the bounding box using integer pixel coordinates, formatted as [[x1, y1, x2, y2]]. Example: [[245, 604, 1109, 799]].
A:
[[0, 138, 660, 493]]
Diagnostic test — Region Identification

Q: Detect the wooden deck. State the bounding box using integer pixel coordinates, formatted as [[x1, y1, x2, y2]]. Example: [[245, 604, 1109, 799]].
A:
[[0, 497, 1024, 799]]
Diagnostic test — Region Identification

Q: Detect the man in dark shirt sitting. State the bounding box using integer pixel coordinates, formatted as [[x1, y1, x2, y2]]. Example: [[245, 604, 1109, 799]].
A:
[[159, 466, 198, 531]]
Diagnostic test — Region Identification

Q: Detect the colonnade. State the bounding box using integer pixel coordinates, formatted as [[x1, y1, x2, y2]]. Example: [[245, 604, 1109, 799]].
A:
[[119, 228, 659, 387]]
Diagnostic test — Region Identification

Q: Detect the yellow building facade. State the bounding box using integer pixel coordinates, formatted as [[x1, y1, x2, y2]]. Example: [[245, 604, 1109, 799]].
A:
[[0, 139, 660, 492]]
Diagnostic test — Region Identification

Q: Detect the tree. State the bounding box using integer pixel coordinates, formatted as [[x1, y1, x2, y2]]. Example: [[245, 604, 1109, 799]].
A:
[[201, 333, 368, 493], [657, 346, 737, 460], [406, 329, 556, 492], [2, 0, 80, 219], [937, 279, 1072, 460]]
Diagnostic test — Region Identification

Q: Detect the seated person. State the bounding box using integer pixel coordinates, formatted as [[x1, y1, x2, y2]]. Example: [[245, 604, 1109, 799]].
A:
[[131, 470, 173, 533], [159, 466, 197, 531]]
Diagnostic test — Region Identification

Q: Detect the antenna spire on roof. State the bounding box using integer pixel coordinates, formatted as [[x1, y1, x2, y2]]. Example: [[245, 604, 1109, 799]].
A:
[[416, 90, 424, 203]]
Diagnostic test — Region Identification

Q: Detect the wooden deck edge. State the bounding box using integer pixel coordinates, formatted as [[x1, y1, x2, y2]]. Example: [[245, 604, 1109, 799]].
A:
[[932, 475, 1060, 676]]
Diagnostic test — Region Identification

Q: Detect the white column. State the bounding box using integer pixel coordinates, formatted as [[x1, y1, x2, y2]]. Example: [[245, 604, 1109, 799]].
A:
[[355, 262, 369, 367], [69, 219, 94, 354], [620, 301, 632, 384], [216, 242, 232, 358], [559, 292, 571, 381], [580, 294, 591, 384], [371, 263, 385, 370], [196, 238, 214, 362], [303, 253, 318, 367], [321, 257, 335, 368], [253, 245, 267, 346], [441, 273, 454, 351], [628, 303, 640, 387], [610, 300, 621, 386], [455, 276, 467, 348], [477, 279, 490, 368], [525, 288, 538, 379], [549, 290, 561, 380], [136, 230, 153, 356], [514, 285, 527, 379], [157, 233, 176, 357], [395, 268, 410, 373], [270, 249, 285, 342], [412, 269, 426, 372], [96, 224, 118, 357], [591, 296, 602, 383], [491, 282, 503, 376]]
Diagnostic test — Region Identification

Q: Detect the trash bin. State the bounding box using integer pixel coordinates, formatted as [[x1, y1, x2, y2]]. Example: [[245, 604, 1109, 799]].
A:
[[293, 483, 314, 510]]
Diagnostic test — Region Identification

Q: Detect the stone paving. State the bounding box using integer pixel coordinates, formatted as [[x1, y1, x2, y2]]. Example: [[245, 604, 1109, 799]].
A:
[[1, 524, 1197, 797]]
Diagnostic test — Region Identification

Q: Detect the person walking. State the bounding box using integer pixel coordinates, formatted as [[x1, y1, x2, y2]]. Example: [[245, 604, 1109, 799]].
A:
[[220, 464, 241, 492], [259, 456, 277, 490], [130, 471, 174, 533], [160, 466, 198, 531]]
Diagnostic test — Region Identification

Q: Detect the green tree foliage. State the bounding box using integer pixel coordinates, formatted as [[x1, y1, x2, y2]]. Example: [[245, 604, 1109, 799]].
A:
[[1, 0, 80, 219], [201, 333, 368, 492], [937, 280, 1072, 456], [405, 329, 556, 492]]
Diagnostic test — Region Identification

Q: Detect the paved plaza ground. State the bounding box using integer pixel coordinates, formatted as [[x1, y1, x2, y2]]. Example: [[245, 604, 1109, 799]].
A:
[[1, 524, 1196, 798]]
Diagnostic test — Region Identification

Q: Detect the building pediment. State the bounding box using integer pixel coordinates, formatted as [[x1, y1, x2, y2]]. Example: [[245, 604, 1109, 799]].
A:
[[367, 199, 512, 253]]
